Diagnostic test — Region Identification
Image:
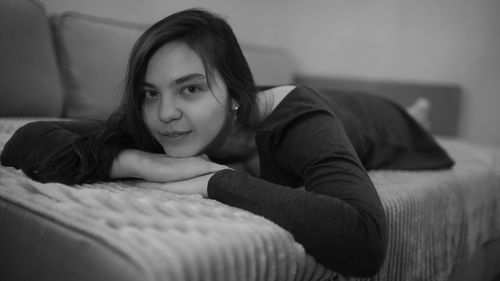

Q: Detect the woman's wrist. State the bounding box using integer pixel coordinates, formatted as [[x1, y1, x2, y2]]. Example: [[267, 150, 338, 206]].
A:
[[111, 149, 232, 182]]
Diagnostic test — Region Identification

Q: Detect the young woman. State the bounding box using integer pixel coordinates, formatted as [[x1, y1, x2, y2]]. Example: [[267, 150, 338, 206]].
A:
[[0, 8, 453, 277]]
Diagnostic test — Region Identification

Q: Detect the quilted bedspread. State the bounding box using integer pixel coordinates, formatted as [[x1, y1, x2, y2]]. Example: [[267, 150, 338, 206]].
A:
[[1, 118, 500, 281]]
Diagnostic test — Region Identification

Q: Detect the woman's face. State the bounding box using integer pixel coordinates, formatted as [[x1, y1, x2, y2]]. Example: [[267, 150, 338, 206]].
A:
[[142, 42, 230, 157]]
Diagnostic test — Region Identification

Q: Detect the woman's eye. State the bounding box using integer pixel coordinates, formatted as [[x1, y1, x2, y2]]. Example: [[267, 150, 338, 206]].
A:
[[144, 90, 159, 99], [181, 85, 203, 96]]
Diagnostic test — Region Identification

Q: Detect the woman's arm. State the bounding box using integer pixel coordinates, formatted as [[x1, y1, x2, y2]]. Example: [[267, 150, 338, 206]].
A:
[[1, 120, 102, 167], [111, 149, 228, 183], [207, 112, 387, 277], [1, 120, 115, 184], [1, 120, 228, 185]]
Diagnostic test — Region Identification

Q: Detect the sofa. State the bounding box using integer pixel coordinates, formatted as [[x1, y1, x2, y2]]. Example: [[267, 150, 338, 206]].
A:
[[1, 0, 500, 281]]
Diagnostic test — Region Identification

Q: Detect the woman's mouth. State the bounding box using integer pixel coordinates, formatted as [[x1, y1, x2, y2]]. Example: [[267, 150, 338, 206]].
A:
[[160, 130, 192, 141]]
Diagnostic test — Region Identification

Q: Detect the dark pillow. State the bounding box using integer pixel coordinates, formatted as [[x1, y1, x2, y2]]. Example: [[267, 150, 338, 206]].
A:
[[316, 88, 455, 170]]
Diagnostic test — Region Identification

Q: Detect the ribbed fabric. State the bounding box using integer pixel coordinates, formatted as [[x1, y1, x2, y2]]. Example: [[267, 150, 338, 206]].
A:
[[354, 138, 500, 281]]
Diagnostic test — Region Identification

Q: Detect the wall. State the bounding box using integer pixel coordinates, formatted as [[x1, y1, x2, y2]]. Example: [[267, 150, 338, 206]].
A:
[[280, 0, 500, 146], [39, 0, 500, 146]]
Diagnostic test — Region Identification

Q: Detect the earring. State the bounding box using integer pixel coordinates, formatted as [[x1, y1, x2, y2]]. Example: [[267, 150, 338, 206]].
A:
[[232, 103, 239, 121]]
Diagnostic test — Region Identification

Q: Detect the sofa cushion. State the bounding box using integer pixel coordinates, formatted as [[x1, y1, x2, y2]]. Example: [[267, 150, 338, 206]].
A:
[[52, 12, 147, 120], [0, 0, 64, 117]]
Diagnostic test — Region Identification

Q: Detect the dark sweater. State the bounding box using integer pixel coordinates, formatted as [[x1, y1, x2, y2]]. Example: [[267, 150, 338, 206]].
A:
[[1, 85, 454, 277]]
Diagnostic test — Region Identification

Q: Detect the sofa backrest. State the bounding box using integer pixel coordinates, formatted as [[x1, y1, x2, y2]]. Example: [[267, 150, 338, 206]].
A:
[[296, 75, 462, 136], [0, 0, 65, 117]]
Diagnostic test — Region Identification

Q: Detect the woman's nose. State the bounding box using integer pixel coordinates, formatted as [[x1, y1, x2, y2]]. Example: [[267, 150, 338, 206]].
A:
[[158, 96, 182, 123]]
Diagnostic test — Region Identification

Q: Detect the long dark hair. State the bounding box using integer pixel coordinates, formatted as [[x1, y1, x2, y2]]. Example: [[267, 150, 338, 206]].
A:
[[115, 8, 258, 151], [24, 9, 259, 184]]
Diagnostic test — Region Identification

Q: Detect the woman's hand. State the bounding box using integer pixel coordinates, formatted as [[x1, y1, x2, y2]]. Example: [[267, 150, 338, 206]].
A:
[[135, 173, 214, 198], [110, 149, 229, 182]]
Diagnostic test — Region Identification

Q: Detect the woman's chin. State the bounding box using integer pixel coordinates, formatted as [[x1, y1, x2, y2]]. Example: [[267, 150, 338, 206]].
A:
[[163, 147, 201, 158]]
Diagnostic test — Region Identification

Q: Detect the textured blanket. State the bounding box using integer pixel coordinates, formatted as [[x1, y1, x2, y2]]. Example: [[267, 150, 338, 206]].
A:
[[1, 118, 500, 281], [0, 118, 334, 281], [363, 138, 500, 281]]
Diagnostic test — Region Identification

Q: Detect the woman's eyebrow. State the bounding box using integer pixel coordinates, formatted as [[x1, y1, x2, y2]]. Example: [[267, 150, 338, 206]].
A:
[[143, 73, 206, 89], [143, 82, 156, 88], [171, 73, 206, 87]]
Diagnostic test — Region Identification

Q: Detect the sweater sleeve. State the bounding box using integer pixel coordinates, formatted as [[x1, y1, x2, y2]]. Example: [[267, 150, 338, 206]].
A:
[[207, 111, 387, 277], [1, 120, 125, 184]]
